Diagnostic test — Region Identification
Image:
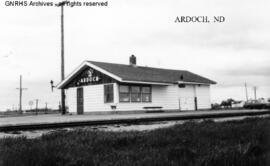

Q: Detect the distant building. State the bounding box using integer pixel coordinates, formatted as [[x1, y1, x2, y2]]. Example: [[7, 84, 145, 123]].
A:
[[57, 55, 216, 114]]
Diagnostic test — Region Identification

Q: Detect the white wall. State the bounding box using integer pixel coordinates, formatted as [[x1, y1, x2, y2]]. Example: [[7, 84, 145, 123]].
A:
[[196, 85, 211, 109], [65, 83, 212, 113], [67, 83, 118, 113], [65, 87, 77, 113], [177, 85, 212, 110], [178, 85, 196, 111], [84, 83, 117, 112]]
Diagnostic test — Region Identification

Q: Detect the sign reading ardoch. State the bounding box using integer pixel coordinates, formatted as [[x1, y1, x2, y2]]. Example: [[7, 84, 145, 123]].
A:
[[65, 67, 116, 88], [76, 69, 101, 86]]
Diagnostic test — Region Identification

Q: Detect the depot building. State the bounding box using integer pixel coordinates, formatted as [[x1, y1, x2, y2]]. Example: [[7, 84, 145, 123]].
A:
[[57, 55, 216, 114]]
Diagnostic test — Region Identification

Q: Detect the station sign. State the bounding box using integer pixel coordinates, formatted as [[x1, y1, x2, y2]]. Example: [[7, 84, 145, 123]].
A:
[[76, 68, 101, 86]]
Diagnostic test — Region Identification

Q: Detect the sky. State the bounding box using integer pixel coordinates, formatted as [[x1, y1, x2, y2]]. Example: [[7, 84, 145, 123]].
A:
[[0, 0, 269, 111]]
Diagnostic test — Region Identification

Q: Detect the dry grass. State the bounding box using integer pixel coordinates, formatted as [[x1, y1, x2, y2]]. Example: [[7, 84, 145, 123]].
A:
[[0, 117, 270, 166]]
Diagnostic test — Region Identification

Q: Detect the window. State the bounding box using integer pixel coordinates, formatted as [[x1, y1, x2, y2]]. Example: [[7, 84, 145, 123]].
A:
[[131, 86, 141, 102], [119, 85, 152, 103], [104, 84, 114, 103], [142, 86, 151, 102], [119, 85, 130, 102]]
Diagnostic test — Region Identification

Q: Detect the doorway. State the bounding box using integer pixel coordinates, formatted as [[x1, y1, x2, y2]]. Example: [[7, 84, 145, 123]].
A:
[[178, 85, 196, 111], [77, 87, 84, 114]]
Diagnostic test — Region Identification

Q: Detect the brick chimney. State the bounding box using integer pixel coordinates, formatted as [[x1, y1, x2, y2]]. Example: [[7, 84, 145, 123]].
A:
[[129, 55, 136, 66]]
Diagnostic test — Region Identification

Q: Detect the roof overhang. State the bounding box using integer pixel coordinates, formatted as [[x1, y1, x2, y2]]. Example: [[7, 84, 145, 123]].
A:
[[177, 81, 215, 85]]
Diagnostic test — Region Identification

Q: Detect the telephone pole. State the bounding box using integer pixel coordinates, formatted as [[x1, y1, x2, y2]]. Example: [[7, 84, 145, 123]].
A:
[[253, 86, 257, 100], [244, 82, 248, 101], [45, 102, 48, 114], [16, 75, 27, 112], [35, 99, 39, 115], [57, 1, 68, 115]]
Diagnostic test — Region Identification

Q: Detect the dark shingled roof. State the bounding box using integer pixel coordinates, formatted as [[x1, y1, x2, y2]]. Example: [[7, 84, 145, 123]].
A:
[[88, 61, 216, 84]]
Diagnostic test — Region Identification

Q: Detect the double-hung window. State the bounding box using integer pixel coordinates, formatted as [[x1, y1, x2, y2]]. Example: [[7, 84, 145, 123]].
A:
[[119, 85, 130, 102], [142, 87, 151, 102], [131, 86, 141, 102], [104, 84, 114, 103]]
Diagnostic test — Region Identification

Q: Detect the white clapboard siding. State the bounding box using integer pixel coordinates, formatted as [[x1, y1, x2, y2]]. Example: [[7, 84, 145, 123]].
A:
[[196, 85, 211, 109], [65, 83, 212, 113], [178, 85, 195, 111], [66, 87, 77, 113], [83, 83, 116, 112], [152, 85, 179, 110]]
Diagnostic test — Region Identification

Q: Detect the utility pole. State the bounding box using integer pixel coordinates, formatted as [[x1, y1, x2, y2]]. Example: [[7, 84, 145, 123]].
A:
[[16, 75, 27, 112], [253, 86, 257, 100], [45, 102, 48, 114], [35, 99, 39, 115], [244, 82, 248, 101], [57, 1, 68, 115]]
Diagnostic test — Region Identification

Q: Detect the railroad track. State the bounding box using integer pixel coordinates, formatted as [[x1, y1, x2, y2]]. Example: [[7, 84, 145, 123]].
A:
[[0, 109, 269, 132]]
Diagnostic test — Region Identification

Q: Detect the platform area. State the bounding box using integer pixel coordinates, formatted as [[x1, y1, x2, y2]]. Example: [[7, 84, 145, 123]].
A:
[[0, 109, 269, 131]]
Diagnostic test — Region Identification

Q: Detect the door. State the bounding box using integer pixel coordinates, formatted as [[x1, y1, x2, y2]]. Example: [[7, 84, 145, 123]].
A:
[[178, 85, 196, 111], [77, 87, 84, 114], [179, 97, 192, 110]]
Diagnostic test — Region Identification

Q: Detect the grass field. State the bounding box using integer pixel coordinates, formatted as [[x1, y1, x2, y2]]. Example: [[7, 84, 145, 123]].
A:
[[0, 117, 269, 166]]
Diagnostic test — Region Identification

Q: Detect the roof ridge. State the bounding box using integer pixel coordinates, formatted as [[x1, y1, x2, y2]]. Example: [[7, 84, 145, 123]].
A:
[[87, 60, 188, 72]]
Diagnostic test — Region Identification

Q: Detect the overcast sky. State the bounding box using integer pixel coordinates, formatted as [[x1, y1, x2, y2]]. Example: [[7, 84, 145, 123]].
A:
[[0, 0, 269, 111]]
